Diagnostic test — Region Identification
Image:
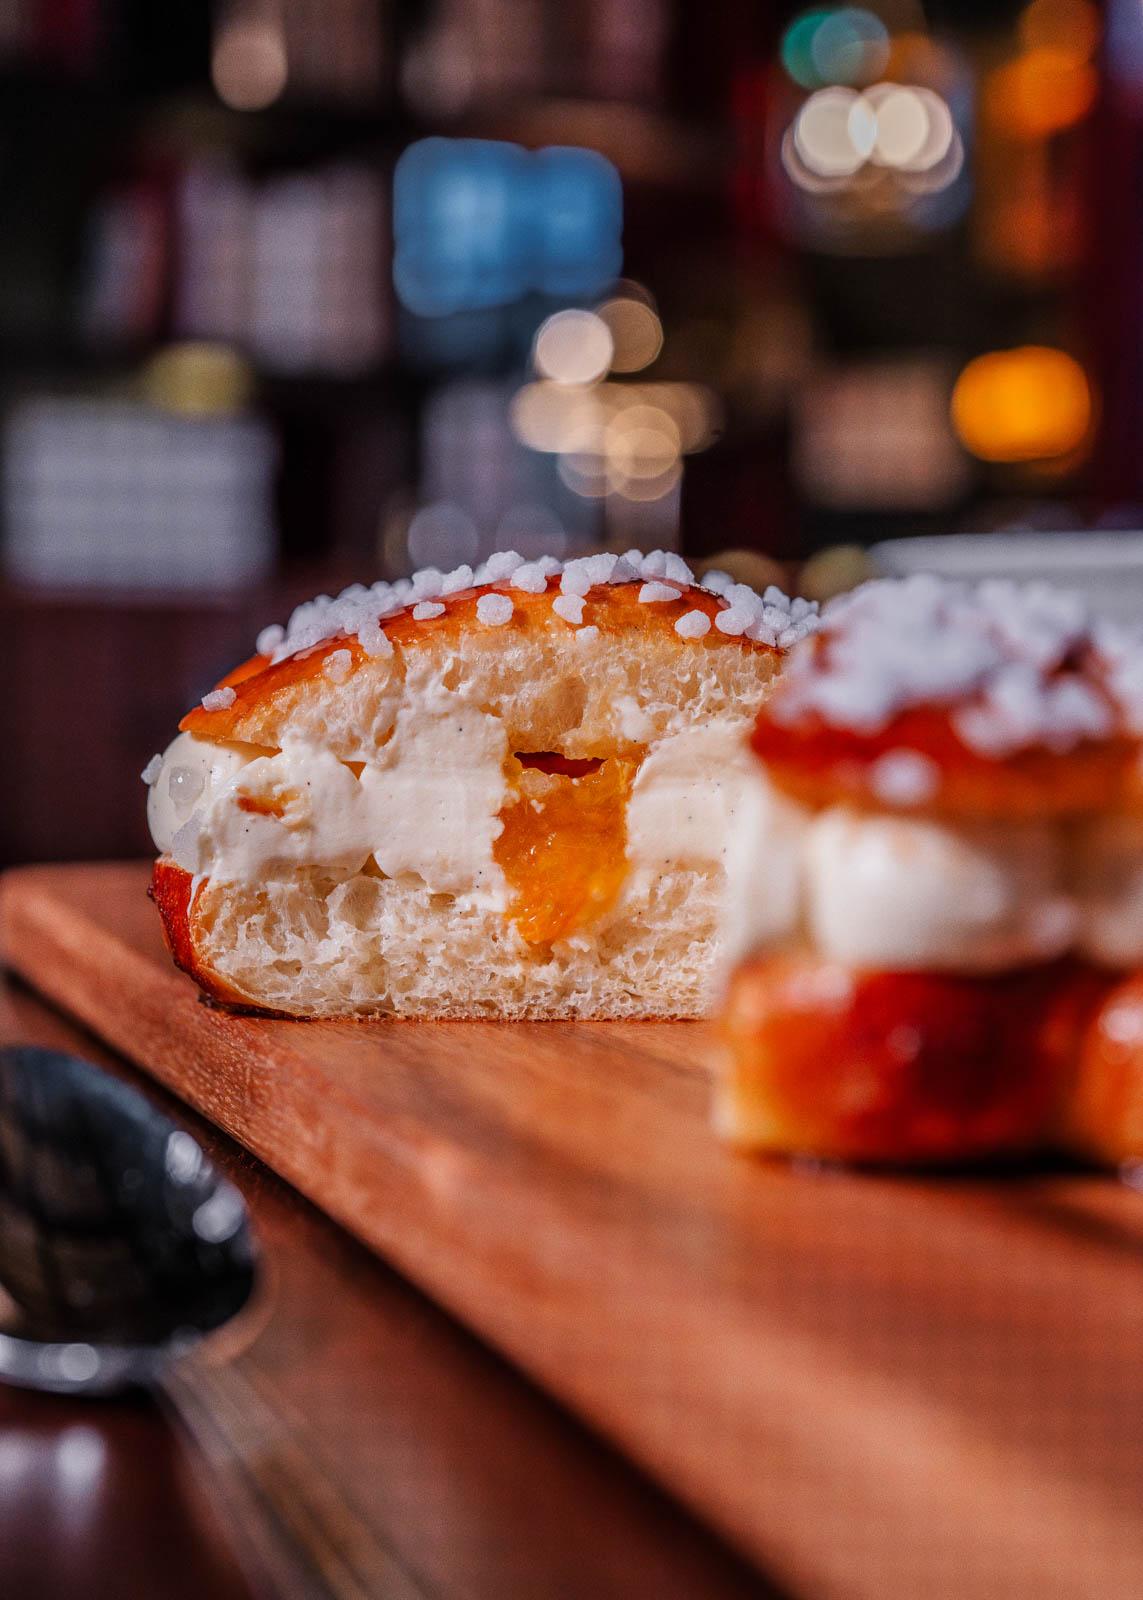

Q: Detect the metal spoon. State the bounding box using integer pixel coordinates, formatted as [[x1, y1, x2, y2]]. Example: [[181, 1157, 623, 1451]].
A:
[[0, 1043, 256, 1394], [0, 1044, 405, 1600]]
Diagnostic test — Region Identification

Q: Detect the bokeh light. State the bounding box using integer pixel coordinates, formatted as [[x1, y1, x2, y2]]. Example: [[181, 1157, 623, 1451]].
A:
[[789, 83, 958, 186], [781, 10, 834, 90], [406, 500, 481, 567], [811, 9, 890, 86], [142, 343, 254, 416], [604, 404, 682, 491], [1018, 0, 1100, 62], [781, 8, 889, 90], [511, 378, 719, 501], [393, 140, 622, 317], [597, 294, 663, 373], [211, 18, 288, 111], [795, 87, 870, 178], [985, 48, 1097, 139], [951, 347, 1093, 463], [533, 309, 613, 385], [866, 85, 928, 166]]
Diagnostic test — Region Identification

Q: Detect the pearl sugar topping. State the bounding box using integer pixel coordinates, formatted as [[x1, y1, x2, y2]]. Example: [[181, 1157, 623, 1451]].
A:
[[773, 573, 1133, 759], [253, 549, 820, 666]]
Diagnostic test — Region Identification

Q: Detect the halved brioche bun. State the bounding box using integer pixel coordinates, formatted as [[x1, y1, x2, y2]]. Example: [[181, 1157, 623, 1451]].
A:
[[150, 560, 800, 1019]]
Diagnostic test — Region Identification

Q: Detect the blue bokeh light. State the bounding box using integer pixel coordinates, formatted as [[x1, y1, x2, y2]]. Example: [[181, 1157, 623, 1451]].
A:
[[394, 139, 623, 318]]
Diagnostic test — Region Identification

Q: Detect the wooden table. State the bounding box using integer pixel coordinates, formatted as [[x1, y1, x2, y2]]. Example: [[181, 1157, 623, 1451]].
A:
[[4, 862, 1143, 1600], [0, 974, 768, 1600]]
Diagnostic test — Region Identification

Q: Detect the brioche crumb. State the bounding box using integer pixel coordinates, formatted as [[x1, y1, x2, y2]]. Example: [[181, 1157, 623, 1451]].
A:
[[188, 864, 724, 1018]]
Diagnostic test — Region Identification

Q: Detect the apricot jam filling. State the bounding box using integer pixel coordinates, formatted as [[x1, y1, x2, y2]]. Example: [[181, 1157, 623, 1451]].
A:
[[495, 754, 637, 945]]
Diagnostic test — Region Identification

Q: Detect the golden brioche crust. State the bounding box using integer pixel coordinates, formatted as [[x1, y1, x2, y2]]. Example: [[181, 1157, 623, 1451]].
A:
[[718, 949, 1108, 1164], [1066, 975, 1143, 1165], [183, 579, 776, 755], [751, 703, 1137, 822], [150, 860, 261, 1011]]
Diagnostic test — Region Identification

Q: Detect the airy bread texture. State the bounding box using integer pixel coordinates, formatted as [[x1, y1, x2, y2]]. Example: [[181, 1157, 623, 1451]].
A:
[[176, 861, 722, 1019], [152, 567, 791, 1018]]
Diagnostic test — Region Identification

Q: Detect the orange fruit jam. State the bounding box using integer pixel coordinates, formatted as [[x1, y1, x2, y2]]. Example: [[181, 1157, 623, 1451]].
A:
[[495, 755, 636, 945]]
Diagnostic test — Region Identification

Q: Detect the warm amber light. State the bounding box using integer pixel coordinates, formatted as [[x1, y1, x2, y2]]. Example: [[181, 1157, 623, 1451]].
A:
[[950, 347, 1092, 463], [142, 343, 254, 416], [985, 48, 1097, 139], [1019, 0, 1100, 63]]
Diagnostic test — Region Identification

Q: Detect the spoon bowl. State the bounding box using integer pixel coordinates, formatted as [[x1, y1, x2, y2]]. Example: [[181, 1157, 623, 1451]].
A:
[[0, 1044, 257, 1394]]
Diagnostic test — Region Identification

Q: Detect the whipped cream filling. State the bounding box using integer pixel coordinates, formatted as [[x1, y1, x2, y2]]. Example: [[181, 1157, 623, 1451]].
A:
[[184, 745, 373, 884], [803, 811, 1074, 971], [148, 712, 760, 920], [626, 722, 759, 873], [357, 703, 508, 901], [147, 731, 261, 864], [147, 701, 510, 899], [726, 776, 1143, 971]]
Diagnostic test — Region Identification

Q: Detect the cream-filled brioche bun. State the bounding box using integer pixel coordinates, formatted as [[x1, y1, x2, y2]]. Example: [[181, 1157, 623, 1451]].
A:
[[145, 549, 817, 1019], [717, 574, 1143, 1163]]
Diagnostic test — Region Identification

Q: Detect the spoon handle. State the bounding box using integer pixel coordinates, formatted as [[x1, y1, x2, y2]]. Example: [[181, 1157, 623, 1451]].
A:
[[161, 1350, 435, 1600]]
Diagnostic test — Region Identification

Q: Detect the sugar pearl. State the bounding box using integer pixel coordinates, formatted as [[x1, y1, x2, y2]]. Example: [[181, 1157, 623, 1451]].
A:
[[201, 686, 237, 711], [511, 563, 550, 593], [675, 610, 711, 640], [552, 594, 586, 625], [412, 601, 445, 621], [639, 582, 680, 604], [256, 623, 284, 657], [356, 620, 394, 658], [323, 648, 353, 684], [867, 749, 941, 807], [476, 593, 514, 627]]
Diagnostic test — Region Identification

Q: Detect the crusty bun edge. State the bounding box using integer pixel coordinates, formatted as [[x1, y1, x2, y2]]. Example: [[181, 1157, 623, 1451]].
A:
[[150, 860, 280, 1015]]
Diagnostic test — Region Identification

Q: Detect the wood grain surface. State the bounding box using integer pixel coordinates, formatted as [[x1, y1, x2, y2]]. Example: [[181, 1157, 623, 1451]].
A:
[[0, 974, 763, 1600], [2, 861, 1142, 1600]]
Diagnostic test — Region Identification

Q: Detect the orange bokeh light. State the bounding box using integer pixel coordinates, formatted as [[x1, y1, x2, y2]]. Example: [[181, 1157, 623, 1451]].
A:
[[985, 48, 1098, 139], [950, 347, 1092, 464], [1019, 0, 1100, 64]]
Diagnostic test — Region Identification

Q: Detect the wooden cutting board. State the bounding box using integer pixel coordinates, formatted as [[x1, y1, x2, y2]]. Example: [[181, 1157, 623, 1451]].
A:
[[2, 862, 1142, 1600]]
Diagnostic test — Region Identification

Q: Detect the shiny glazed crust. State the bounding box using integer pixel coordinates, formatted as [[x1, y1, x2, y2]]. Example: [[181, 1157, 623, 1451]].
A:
[[717, 950, 1110, 1164], [182, 578, 776, 757], [750, 703, 1136, 822], [1066, 976, 1143, 1165], [150, 859, 255, 1011]]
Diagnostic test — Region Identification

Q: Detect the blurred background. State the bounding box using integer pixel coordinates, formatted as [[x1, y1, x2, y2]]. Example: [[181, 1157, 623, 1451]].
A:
[[0, 0, 1134, 864]]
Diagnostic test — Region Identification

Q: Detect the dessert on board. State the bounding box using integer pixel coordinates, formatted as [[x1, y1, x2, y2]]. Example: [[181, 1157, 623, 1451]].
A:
[[144, 548, 817, 1018]]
